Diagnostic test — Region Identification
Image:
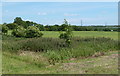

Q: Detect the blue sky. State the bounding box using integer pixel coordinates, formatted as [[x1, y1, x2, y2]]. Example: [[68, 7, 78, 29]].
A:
[[2, 2, 118, 25]]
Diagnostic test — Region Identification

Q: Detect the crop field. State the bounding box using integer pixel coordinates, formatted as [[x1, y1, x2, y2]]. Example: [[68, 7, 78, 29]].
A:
[[2, 31, 119, 74]]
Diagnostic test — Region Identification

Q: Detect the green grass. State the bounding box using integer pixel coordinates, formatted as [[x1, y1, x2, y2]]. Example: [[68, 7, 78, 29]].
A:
[[2, 36, 118, 62], [2, 51, 118, 74], [8, 30, 118, 40], [0, 35, 2, 75], [42, 31, 118, 40], [2, 52, 48, 74], [2, 31, 119, 74], [72, 31, 118, 40]]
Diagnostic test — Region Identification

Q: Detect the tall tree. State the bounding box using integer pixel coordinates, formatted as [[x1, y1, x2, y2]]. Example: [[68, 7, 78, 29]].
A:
[[14, 17, 23, 25], [14, 17, 27, 28]]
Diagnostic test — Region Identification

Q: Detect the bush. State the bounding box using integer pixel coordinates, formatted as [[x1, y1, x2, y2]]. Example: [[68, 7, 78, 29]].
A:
[[12, 26, 26, 37], [2, 25, 8, 34], [25, 26, 43, 38], [59, 19, 72, 46], [59, 33, 70, 39]]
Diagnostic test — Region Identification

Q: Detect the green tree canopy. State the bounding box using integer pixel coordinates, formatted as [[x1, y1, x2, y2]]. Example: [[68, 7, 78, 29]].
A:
[[6, 23, 18, 30], [2, 25, 8, 34], [25, 26, 43, 38], [12, 26, 26, 37]]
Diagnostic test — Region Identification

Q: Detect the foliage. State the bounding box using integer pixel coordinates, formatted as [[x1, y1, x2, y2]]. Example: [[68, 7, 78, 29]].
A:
[[13, 17, 27, 28], [25, 26, 43, 38], [44, 37, 118, 64], [59, 19, 72, 46], [2, 25, 8, 34], [35, 24, 45, 31], [13, 17, 36, 28], [6, 23, 18, 30], [12, 26, 26, 37]]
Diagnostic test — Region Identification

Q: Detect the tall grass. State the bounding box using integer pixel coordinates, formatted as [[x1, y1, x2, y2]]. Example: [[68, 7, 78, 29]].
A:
[[2, 35, 118, 64], [43, 37, 118, 64]]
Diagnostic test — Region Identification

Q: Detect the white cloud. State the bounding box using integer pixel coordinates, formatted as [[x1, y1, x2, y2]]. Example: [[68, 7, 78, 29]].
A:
[[64, 13, 79, 16], [38, 12, 47, 15], [24, 19, 33, 21]]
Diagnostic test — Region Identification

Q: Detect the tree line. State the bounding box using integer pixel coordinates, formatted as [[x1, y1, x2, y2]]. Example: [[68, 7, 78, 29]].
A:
[[1, 17, 119, 35]]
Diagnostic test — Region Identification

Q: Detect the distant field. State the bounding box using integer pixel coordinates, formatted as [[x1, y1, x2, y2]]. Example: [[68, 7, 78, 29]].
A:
[[7, 30, 118, 40], [41, 31, 118, 40]]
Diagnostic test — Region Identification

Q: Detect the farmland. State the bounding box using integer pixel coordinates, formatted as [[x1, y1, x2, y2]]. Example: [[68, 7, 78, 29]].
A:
[[2, 31, 119, 74]]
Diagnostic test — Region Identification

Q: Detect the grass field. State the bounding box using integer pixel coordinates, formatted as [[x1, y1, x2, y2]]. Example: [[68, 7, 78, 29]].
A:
[[2, 51, 118, 74], [41, 31, 118, 40], [8, 30, 118, 40], [2, 31, 119, 74]]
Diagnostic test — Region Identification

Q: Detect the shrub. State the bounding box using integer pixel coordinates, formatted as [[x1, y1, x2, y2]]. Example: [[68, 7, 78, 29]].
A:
[[2, 25, 8, 34], [12, 26, 26, 37], [59, 19, 72, 46], [25, 26, 43, 38]]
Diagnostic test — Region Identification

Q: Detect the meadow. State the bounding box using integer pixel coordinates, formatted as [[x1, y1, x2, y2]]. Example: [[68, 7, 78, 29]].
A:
[[7, 30, 118, 40], [42, 31, 118, 40], [2, 31, 119, 74]]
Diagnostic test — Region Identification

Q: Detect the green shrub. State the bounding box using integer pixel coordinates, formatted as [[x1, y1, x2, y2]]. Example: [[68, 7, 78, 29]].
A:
[[59, 19, 72, 46], [2, 25, 8, 34], [25, 26, 43, 38], [12, 26, 26, 37]]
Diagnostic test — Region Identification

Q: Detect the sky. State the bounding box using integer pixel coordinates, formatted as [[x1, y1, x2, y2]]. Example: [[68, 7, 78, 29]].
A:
[[2, 2, 118, 26], [2, 0, 119, 2]]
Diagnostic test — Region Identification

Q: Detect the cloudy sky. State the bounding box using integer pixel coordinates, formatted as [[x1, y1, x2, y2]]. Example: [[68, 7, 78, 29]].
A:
[[2, 2, 118, 25]]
